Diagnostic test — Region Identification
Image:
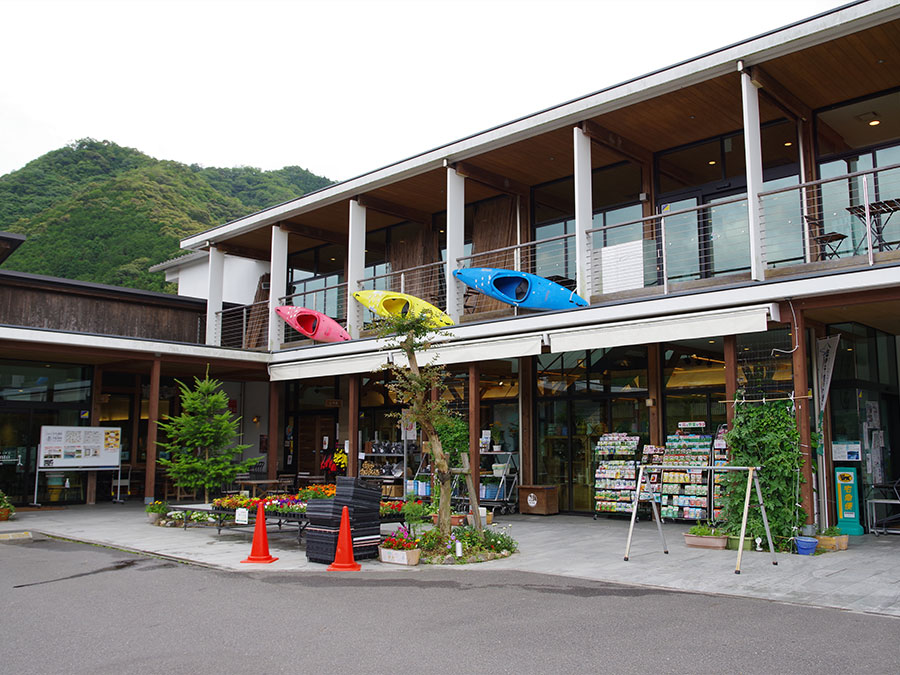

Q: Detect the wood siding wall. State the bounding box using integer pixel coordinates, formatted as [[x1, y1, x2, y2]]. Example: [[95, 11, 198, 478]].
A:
[[0, 283, 204, 343]]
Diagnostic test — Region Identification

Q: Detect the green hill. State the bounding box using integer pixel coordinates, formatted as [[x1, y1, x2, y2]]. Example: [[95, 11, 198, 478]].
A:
[[0, 139, 333, 292]]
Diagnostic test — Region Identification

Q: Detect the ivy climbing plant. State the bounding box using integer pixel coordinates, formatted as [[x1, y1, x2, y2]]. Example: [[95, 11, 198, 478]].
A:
[[721, 398, 805, 551]]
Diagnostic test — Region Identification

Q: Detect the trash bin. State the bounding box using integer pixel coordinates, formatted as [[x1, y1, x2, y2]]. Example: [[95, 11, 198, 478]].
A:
[[518, 485, 559, 515]]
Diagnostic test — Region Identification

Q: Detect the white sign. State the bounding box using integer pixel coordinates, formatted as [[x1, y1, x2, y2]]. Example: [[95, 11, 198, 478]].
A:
[[866, 401, 881, 428], [816, 335, 840, 412], [678, 421, 706, 429], [832, 442, 861, 462], [39, 426, 122, 469], [235, 508, 249, 525]]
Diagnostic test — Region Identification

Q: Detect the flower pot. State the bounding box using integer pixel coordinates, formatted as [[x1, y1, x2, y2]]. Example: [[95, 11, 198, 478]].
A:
[[726, 536, 755, 551], [147, 512, 162, 525], [432, 513, 466, 526], [0, 507, 10, 521], [795, 536, 818, 555], [378, 546, 421, 566], [492, 464, 506, 477], [683, 533, 728, 549], [492, 445, 502, 453], [816, 534, 850, 552]]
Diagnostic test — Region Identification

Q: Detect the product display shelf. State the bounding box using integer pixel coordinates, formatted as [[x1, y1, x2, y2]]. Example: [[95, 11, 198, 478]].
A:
[[659, 431, 712, 521], [476, 449, 519, 514], [361, 439, 418, 499], [640, 444, 666, 503], [711, 424, 730, 520], [593, 433, 641, 517]]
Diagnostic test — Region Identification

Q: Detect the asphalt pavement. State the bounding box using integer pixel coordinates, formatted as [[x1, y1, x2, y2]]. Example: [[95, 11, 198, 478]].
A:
[[2, 535, 898, 675], [1, 501, 899, 618]]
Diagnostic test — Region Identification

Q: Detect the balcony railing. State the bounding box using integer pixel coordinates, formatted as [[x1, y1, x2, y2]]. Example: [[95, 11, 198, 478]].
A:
[[357, 261, 446, 323], [278, 281, 348, 345], [759, 162, 900, 270], [217, 301, 269, 350], [457, 233, 576, 315]]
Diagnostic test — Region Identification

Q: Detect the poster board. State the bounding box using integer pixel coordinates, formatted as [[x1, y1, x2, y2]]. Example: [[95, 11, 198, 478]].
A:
[[39, 426, 122, 469]]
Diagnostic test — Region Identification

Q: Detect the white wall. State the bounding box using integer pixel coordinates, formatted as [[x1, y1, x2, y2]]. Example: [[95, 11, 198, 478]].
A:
[[168, 255, 269, 305]]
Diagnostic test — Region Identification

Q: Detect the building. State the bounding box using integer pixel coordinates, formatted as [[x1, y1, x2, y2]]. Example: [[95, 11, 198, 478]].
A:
[[3, 1, 899, 530]]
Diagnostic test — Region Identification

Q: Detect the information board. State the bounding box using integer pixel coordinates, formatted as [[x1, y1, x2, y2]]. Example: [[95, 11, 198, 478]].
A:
[[39, 426, 122, 469]]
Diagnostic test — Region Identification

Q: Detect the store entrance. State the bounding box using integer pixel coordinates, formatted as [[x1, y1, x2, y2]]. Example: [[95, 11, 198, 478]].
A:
[[291, 412, 337, 476], [537, 397, 648, 513]]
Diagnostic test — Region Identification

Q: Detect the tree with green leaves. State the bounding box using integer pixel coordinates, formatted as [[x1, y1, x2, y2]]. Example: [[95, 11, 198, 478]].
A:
[[377, 312, 481, 537], [157, 372, 257, 504]]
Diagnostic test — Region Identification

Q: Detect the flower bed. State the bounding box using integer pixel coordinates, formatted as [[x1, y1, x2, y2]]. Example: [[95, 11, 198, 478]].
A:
[[414, 524, 518, 565]]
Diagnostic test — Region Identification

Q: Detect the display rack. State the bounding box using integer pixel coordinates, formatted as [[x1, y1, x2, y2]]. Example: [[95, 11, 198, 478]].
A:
[[593, 433, 641, 517], [477, 449, 519, 514], [360, 439, 417, 499], [711, 424, 730, 520], [659, 430, 711, 521]]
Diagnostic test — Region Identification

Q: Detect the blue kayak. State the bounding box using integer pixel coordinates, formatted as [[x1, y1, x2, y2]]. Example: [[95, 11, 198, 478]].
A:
[[453, 267, 588, 310]]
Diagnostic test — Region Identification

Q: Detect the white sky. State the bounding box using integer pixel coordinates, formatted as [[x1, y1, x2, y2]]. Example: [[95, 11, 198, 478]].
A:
[[0, 0, 850, 182]]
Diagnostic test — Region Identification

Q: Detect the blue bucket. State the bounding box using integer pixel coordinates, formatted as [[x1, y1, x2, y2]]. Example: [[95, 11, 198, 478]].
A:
[[795, 536, 818, 555]]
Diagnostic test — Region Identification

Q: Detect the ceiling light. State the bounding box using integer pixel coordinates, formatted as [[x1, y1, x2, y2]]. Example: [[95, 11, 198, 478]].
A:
[[708, 340, 715, 344], [708, 160, 717, 165], [330, 257, 336, 261], [784, 141, 793, 147], [856, 112, 880, 126]]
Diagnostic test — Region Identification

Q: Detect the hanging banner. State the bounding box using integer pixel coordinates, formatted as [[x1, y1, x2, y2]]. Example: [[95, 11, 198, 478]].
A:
[[816, 335, 840, 412]]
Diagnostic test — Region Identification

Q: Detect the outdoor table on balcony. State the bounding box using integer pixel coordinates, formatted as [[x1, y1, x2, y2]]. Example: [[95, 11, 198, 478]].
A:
[[846, 199, 900, 251]]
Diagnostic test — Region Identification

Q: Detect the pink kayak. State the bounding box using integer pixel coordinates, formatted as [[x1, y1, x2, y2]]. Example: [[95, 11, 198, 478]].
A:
[[275, 306, 351, 343]]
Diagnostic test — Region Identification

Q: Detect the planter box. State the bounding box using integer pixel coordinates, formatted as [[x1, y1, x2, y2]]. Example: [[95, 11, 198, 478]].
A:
[[378, 546, 421, 566], [816, 534, 849, 552], [684, 533, 728, 549]]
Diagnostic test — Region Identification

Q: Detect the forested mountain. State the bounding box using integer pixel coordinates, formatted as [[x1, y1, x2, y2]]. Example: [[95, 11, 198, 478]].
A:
[[0, 139, 332, 292]]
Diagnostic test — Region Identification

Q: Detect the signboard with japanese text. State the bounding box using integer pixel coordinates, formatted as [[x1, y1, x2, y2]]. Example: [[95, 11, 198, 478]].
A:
[[38, 426, 122, 469], [835, 467, 864, 535]]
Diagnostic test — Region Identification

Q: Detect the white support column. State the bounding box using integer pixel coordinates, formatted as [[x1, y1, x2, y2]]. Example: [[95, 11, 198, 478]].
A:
[[740, 63, 765, 281], [205, 245, 224, 346], [346, 199, 366, 339], [446, 166, 466, 323], [268, 224, 289, 351], [573, 126, 593, 299]]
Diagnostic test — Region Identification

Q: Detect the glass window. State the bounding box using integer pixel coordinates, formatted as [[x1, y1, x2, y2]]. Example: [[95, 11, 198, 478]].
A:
[[817, 91, 900, 158], [534, 177, 574, 225], [592, 162, 642, 209], [0, 361, 91, 403], [537, 352, 586, 396], [658, 139, 722, 194], [762, 120, 800, 172]]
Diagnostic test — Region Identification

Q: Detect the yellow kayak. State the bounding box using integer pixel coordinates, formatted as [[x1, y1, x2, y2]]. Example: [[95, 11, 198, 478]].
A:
[[352, 290, 454, 328]]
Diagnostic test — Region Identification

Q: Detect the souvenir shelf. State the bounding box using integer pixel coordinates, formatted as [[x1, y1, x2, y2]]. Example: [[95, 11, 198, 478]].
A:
[[659, 432, 712, 521], [593, 433, 641, 517]]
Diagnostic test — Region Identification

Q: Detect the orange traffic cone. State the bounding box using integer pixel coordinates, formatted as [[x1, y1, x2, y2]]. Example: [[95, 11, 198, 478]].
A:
[[327, 505, 361, 571], [241, 502, 278, 564]]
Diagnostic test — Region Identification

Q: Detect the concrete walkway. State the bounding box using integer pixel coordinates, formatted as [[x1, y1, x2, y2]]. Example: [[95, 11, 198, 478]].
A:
[[2, 502, 899, 618]]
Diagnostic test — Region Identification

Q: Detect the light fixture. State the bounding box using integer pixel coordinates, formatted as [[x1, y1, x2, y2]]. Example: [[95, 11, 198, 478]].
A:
[[251, 415, 260, 424], [708, 160, 717, 165], [330, 257, 336, 261], [708, 339, 715, 344], [784, 141, 793, 147], [856, 112, 880, 126]]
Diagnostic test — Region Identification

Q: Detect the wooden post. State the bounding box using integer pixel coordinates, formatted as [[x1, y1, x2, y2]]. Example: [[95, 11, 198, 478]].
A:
[[86, 365, 103, 505], [468, 362, 481, 498], [647, 344, 662, 445], [143, 358, 161, 503], [518, 356, 534, 485], [790, 310, 815, 525], [724, 335, 738, 428], [267, 381, 280, 479], [348, 375, 360, 477]]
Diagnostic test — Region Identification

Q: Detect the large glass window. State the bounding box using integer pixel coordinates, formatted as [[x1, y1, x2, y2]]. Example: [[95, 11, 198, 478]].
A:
[[0, 361, 91, 403], [663, 338, 726, 435]]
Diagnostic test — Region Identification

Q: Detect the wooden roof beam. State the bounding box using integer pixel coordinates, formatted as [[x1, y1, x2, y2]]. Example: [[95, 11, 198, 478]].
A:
[[748, 65, 811, 122], [278, 221, 346, 245], [450, 160, 530, 199], [215, 243, 271, 262], [355, 194, 432, 225], [581, 120, 653, 166]]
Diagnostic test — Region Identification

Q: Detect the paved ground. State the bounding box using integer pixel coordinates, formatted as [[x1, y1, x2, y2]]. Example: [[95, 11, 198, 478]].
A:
[[2, 502, 899, 617], [3, 536, 899, 675]]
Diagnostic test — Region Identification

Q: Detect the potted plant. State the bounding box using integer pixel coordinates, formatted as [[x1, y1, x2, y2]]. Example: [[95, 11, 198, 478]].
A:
[[683, 523, 728, 549], [816, 525, 849, 552], [489, 423, 503, 452], [379, 526, 421, 565], [0, 490, 16, 521], [145, 500, 169, 524]]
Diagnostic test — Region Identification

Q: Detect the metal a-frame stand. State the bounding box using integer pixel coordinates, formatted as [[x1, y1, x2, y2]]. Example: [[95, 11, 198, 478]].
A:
[[623, 464, 778, 574]]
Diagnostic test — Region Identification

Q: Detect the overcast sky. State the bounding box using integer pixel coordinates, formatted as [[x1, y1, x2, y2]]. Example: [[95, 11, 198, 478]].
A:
[[1, 0, 850, 182]]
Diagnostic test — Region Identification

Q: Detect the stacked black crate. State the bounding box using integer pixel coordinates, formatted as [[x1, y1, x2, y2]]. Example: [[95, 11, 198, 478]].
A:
[[335, 476, 381, 560], [305, 477, 383, 564]]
